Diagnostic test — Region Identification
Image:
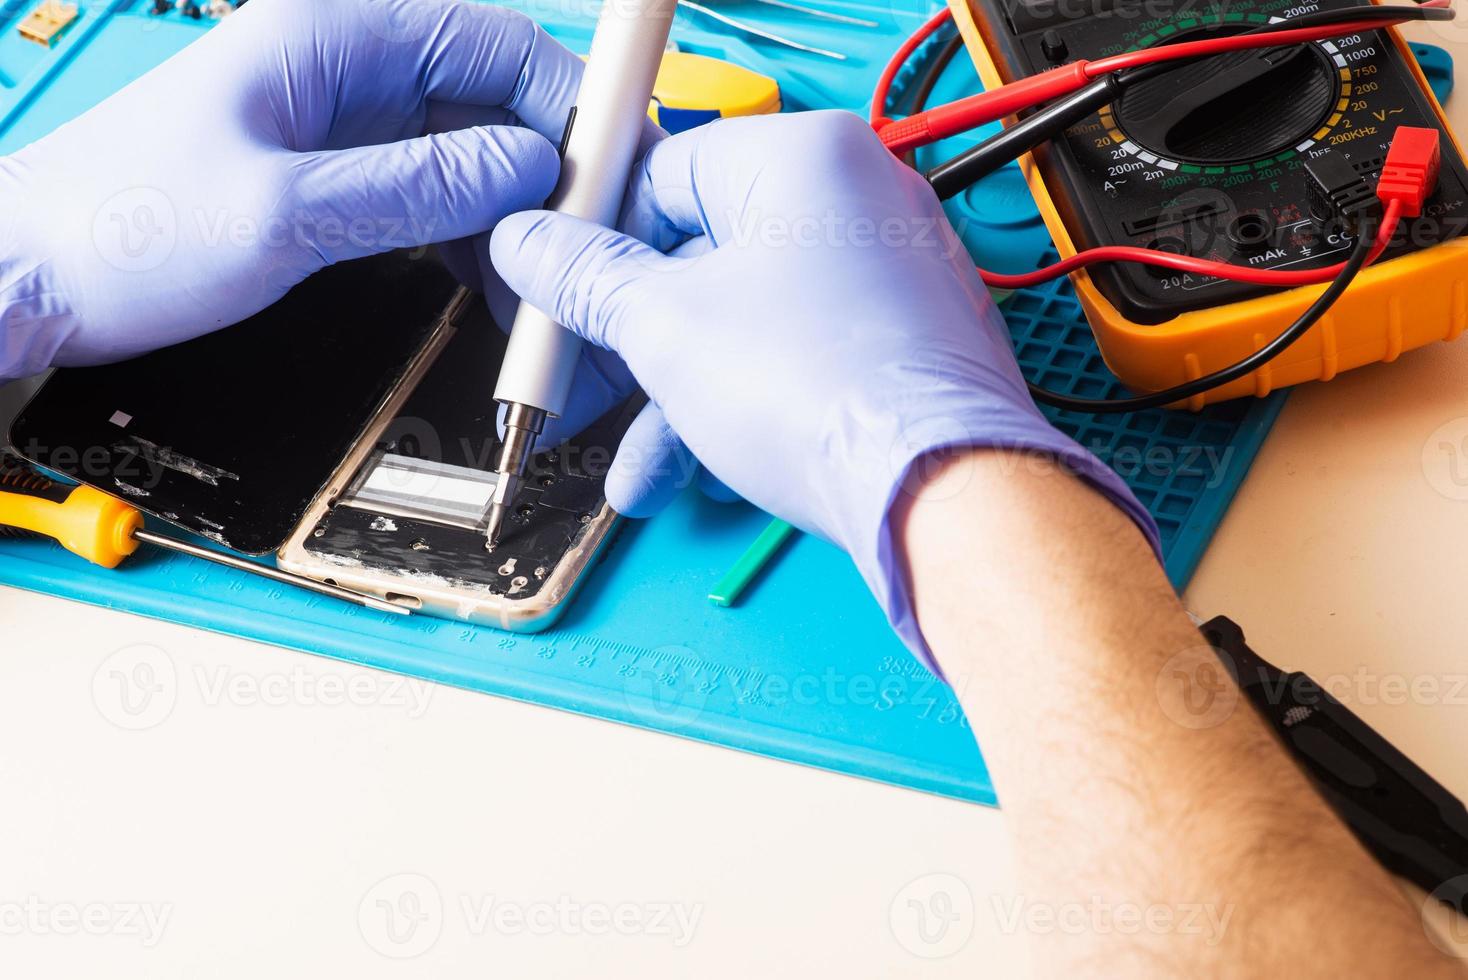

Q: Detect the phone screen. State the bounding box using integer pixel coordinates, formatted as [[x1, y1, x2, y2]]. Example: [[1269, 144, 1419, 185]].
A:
[[9, 250, 458, 554]]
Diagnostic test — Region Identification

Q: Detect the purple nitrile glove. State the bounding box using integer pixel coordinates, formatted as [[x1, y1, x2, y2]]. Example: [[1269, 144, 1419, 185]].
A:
[[0, 0, 584, 381], [488, 110, 1160, 668]]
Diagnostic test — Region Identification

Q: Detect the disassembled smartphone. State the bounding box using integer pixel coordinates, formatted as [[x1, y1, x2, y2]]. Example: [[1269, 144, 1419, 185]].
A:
[[8, 250, 635, 631]]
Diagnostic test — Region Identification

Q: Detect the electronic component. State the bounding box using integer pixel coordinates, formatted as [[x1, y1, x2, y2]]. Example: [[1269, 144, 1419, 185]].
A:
[[340, 454, 501, 531], [18, 0, 78, 48], [892, 0, 1468, 408], [1305, 152, 1378, 226], [10, 251, 637, 632]]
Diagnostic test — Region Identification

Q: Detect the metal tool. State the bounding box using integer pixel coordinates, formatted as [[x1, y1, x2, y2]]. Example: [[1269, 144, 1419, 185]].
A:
[[743, 0, 876, 29], [486, 0, 680, 547], [0, 459, 408, 615], [677, 0, 846, 60], [129, 530, 408, 614]]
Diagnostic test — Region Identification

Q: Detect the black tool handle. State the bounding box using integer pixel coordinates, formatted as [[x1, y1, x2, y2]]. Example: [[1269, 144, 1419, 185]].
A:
[[1201, 616, 1468, 912]]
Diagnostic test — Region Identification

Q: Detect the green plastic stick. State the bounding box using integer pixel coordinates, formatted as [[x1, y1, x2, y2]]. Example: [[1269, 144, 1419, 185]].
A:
[[709, 518, 797, 607]]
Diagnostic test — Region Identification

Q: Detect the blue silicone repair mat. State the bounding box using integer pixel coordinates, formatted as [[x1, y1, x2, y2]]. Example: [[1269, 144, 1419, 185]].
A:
[[0, 0, 1455, 805]]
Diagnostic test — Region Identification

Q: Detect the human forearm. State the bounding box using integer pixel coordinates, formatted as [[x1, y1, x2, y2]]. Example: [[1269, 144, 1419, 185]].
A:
[[897, 448, 1461, 977]]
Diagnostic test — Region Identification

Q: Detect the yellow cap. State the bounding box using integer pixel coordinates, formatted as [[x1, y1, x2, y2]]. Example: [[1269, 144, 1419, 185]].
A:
[[651, 51, 781, 116]]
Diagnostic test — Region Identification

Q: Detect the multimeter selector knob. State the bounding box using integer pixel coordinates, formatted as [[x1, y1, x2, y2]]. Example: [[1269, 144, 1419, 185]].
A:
[[1113, 40, 1336, 165]]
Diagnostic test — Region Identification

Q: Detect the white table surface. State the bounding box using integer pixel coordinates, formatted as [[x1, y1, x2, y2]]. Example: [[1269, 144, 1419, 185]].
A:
[[2, 24, 1466, 978]]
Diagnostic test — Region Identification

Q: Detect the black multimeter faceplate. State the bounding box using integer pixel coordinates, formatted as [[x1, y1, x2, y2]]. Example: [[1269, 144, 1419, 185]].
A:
[[977, 0, 1468, 324]]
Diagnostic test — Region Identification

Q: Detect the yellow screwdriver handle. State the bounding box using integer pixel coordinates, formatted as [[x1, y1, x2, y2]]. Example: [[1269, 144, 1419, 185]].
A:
[[0, 483, 143, 568]]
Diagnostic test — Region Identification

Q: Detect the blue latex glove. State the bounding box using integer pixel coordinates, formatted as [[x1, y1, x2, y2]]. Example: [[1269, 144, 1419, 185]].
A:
[[0, 0, 583, 381], [489, 111, 1160, 666]]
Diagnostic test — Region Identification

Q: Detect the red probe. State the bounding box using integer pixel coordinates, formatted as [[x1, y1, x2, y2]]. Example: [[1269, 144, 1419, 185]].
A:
[[872, 5, 1450, 154], [871, 5, 1450, 291], [973, 128, 1437, 294]]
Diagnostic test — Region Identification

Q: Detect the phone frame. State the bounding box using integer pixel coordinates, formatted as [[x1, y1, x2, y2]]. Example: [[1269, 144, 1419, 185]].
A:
[[275, 287, 620, 632]]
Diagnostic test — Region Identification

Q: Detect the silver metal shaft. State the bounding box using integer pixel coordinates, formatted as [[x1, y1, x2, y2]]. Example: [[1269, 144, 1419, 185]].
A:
[[484, 403, 547, 549], [676, 0, 846, 60], [133, 529, 411, 616], [745, 0, 877, 29]]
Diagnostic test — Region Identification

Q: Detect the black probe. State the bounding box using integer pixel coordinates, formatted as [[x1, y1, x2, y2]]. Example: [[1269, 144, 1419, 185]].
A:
[[901, 3, 1448, 414], [922, 4, 1455, 196]]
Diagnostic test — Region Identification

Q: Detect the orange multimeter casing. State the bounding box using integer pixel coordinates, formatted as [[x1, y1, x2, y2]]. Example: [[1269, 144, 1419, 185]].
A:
[[951, 0, 1468, 408]]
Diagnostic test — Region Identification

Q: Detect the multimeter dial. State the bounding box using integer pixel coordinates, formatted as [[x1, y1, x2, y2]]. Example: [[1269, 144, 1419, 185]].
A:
[[1110, 29, 1340, 166], [982, 0, 1468, 324], [1097, 15, 1356, 174]]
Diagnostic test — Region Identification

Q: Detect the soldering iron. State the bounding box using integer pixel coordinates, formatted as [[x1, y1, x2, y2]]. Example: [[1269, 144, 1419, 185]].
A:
[[485, 0, 679, 548]]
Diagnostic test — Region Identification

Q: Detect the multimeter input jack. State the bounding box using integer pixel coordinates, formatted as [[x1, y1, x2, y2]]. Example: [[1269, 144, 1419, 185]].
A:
[[1225, 212, 1277, 253]]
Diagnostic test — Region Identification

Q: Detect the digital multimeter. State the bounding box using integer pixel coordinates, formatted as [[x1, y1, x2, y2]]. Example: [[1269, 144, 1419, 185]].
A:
[[951, 0, 1468, 407]]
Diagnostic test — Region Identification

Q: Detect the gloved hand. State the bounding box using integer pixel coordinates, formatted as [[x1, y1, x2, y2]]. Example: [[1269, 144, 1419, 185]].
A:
[[0, 0, 583, 381], [490, 111, 1160, 666]]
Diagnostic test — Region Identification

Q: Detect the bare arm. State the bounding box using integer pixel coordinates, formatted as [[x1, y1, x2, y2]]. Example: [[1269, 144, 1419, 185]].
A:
[[896, 448, 1462, 977]]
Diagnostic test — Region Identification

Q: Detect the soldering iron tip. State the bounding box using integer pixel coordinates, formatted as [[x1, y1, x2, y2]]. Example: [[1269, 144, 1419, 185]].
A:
[[484, 503, 508, 551]]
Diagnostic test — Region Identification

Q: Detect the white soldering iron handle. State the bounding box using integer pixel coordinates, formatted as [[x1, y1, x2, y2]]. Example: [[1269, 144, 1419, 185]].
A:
[[493, 0, 677, 416]]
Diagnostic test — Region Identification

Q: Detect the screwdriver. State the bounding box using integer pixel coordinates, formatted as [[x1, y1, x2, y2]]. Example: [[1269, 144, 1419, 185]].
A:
[[485, 0, 679, 548], [0, 461, 409, 615]]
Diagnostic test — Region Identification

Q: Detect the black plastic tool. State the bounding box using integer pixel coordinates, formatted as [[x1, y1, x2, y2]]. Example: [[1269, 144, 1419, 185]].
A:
[[1201, 616, 1468, 912]]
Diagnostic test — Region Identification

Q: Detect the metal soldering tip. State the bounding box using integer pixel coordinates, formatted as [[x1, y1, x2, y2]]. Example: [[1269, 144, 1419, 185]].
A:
[[483, 468, 518, 550], [483, 402, 545, 551], [483, 495, 511, 550], [483, 471, 522, 549]]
